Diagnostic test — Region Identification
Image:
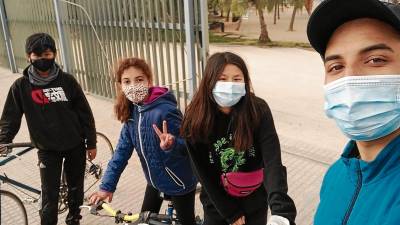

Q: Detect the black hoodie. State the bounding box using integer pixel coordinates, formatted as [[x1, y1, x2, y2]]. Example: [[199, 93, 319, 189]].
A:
[[0, 66, 96, 151], [186, 97, 297, 224]]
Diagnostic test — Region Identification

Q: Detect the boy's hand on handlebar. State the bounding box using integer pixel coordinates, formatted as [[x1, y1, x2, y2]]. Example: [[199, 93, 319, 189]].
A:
[[153, 120, 175, 151], [87, 148, 97, 161], [89, 190, 113, 204], [0, 144, 7, 154]]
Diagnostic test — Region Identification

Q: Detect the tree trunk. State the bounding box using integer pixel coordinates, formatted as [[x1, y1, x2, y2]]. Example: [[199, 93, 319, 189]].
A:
[[274, 2, 278, 24], [235, 17, 242, 31], [221, 8, 224, 18], [226, 8, 231, 22], [305, 0, 313, 15], [258, 8, 271, 43], [288, 6, 297, 31], [278, 2, 281, 19]]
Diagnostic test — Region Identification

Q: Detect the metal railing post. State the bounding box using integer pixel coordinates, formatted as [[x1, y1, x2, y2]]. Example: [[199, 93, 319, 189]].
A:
[[0, 0, 17, 72], [53, 0, 71, 73], [199, 0, 209, 71], [184, 0, 197, 98]]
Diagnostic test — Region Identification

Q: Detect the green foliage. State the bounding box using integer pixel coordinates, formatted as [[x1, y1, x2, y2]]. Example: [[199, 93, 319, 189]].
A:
[[290, 0, 305, 9], [231, 0, 248, 16]]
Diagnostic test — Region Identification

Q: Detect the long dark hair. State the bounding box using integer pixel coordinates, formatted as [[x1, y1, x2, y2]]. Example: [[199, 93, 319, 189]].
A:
[[181, 52, 261, 151]]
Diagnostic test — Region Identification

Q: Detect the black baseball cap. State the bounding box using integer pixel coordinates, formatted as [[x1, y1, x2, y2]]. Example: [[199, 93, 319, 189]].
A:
[[307, 0, 400, 57]]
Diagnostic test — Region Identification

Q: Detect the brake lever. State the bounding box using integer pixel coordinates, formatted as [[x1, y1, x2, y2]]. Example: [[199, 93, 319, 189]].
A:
[[79, 201, 104, 215]]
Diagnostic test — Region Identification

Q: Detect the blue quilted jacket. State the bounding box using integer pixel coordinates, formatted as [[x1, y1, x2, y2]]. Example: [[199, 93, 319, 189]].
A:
[[100, 88, 197, 195]]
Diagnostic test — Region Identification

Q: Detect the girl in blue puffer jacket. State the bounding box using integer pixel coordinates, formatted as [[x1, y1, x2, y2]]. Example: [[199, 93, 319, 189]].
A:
[[89, 57, 197, 225]]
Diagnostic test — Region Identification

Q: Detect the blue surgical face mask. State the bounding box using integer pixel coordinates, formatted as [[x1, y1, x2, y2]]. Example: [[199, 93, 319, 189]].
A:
[[212, 81, 246, 107], [324, 75, 400, 141]]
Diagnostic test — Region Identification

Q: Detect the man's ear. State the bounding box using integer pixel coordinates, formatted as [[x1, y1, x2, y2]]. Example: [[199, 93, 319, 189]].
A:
[[26, 54, 31, 63]]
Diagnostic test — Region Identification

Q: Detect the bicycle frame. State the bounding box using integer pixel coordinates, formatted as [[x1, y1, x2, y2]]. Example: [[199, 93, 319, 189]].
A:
[[0, 173, 41, 196], [0, 146, 34, 166], [0, 146, 41, 198]]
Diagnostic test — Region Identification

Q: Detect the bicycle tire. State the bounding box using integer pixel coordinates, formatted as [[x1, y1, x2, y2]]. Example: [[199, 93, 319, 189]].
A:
[[83, 132, 114, 200], [0, 190, 28, 225]]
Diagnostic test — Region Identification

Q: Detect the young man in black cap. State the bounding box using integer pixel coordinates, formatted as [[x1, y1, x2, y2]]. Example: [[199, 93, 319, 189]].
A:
[[0, 33, 97, 225], [307, 0, 400, 224]]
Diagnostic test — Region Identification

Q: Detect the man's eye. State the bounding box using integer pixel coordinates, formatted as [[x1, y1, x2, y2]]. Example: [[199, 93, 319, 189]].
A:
[[328, 64, 344, 73], [366, 57, 387, 64]]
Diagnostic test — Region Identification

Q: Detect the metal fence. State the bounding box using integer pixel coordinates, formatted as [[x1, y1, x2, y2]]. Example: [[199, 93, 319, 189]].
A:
[[0, 0, 208, 108], [0, 23, 8, 69]]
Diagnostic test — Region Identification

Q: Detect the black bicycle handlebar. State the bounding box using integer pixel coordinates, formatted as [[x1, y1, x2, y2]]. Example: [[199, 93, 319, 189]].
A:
[[2, 143, 33, 148]]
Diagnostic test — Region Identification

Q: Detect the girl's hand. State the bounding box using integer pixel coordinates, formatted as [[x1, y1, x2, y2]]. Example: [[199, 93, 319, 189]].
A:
[[232, 216, 245, 225], [89, 190, 113, 204], [153, 120, 175, 150]]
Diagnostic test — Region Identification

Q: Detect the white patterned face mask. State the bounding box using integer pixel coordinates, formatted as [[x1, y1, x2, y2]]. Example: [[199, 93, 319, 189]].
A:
[[122, 83, 149, 103]]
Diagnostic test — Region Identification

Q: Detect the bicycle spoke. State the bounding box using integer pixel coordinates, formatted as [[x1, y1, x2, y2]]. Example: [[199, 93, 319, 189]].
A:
[[83, 132, 114, 200]]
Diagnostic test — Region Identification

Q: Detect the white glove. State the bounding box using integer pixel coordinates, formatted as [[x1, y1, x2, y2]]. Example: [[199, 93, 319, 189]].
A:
[[267, 215, 290, 225]]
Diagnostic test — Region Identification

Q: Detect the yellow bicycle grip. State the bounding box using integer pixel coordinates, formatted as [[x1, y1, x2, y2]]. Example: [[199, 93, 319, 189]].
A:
[[101, 203, 117, 216], [123, 214, 140, 222], [101, 202, 140, 222]]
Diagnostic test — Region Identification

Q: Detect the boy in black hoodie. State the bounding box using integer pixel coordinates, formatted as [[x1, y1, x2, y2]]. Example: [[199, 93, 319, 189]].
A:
[[0, 33, 97, 225]]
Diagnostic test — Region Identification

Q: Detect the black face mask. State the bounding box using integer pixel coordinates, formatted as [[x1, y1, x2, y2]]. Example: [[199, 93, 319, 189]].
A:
[[31, 58, 55, 72]]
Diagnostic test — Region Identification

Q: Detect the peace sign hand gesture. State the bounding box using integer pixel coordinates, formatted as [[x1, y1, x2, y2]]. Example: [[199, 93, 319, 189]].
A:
[[153, 120, 176, 151]]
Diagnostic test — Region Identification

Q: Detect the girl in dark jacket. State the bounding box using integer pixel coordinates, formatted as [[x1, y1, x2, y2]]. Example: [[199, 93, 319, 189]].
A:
[[181, 52, 297, 225], [89, 58, 197, 225]]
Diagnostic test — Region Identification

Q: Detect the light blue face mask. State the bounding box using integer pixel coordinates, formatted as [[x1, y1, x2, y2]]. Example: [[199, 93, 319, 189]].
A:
[[212, 81, 246, 107], [324, 75, 400, 141]]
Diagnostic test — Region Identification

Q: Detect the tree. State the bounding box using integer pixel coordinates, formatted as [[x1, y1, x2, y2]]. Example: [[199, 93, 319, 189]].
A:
[[208, 0, 272, 43], [288, 0, 313, 31], [251, 0, 271, 42], [225, 0, 232, 21], [231, 0, 248, 30], [304, 0, 313, 14], [270, 0, 283, 24]]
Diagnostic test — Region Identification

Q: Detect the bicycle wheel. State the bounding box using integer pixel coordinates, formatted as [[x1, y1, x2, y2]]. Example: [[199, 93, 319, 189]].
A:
[[0, 190, 28, 225], [83, 132, 114, 200]]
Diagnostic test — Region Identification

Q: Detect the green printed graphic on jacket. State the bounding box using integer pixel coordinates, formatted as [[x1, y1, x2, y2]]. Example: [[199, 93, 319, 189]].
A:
[[213, 136, 246, 172]]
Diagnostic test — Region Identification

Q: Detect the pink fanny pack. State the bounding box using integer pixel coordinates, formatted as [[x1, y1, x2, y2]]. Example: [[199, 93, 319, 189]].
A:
[[220, 168, 264, 197]]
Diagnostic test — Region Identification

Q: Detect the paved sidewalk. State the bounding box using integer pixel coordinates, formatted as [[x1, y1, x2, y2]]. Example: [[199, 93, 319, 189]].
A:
[[1, 45, 347, 225]]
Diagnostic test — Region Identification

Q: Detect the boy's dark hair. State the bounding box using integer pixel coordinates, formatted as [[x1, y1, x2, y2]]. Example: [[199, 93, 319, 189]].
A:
[[25, 33, 57, 55]]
